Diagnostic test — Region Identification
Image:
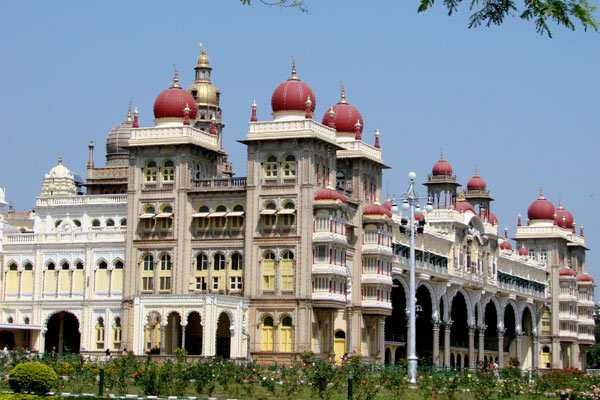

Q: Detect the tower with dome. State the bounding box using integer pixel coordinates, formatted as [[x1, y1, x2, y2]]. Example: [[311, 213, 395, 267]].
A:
[[0, 45, 593, 370]]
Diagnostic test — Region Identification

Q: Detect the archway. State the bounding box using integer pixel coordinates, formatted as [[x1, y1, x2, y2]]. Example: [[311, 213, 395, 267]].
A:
[[484, 301, 498, 352], [185, 312, 203, 355], [215, 312, 231, 359], [416, 285, 433, 365], [450, 292, 468, 350], [521, 307, 534, 370], [394, 347, 403, 364], [504, 304, 517, 366], [45, 312, 80, 353], [165, 312, 181, 354], [385, 348, 392, 365], [385, 280, 406, 344], [144, 312, 161, 354], [0, 331, 15, 349]]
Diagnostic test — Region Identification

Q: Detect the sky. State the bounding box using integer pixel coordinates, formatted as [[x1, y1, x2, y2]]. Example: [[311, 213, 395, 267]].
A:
[[0, 1, 598, 280]]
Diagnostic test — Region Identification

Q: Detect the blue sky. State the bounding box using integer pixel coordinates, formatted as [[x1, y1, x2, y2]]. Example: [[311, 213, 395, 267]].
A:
[[0, 1, 598, 280]]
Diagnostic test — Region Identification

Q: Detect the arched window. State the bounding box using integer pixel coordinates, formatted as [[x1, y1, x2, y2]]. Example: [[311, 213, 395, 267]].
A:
[[213, 205, 227, 229], [7, 317, 13, 324], [54, 220, 62, 228], [23, 262, 33, 271], [162, 160, 175, 182], [73, 219, 82, 228], [75, 261, 84, 270], [231, 253, 243, 271], [262, 251, 276, 291], [61, 261, 70, 270], [336, 171, 346, 191], [160, 254, 172, 271], [196, 205, 210, 229], [96, 317, 105, 349], [98, 261, 108, 270], [106, 218, 115, 227], [47, 262, 56, 270], [196, 253, 209, 270], [120, 217, 127, 227], [141, 205, 155, 231], [157, 204, 174, 230], [92, 219, 101, 228], [213, 253, 226, 271], [282, 154, 296, 178], [263, 155, 278, 178], [8, 263, 17, 271], [113, 317, 122, 348], [262, 201, 277, 226], [280, 201, 296, 226], [143, 254, 154, 271], [279, 316, 293, 352], [144, 160, 158, 183], [261, 316, 274, 351], [24, 317, 30, 325], [114, 260, 124, 269], [281, 250, 295, 292]]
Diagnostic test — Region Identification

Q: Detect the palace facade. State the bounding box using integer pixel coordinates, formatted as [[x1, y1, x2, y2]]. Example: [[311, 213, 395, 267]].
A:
[[0, 46, 594, 370]]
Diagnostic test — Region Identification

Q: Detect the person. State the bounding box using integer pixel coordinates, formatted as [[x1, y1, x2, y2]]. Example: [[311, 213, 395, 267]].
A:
[[105, 348, 111, 359], [493, 361, 499, 378]]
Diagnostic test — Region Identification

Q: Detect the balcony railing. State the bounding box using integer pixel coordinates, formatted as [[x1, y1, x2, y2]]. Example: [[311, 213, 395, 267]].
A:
[[192, 177, 247, 191]]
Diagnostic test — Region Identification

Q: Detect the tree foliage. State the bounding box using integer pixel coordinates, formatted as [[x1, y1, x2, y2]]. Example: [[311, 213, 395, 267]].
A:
[[240, 0, 598, 37]]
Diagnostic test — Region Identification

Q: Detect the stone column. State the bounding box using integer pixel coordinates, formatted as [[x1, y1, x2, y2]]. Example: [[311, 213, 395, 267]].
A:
[[444, 321, 452, 368], [468, 326, 476, 369], [181, 322, 187, 352], [497, 329, 505, 368], [571, 342, 580, 370], [516, 330, 524, 370], [160, 324, 166, 354], [532, 333, 539, 370], [478, 324, 486, 364], [432, 320, 440, 367], [378, 317, 385, 364]]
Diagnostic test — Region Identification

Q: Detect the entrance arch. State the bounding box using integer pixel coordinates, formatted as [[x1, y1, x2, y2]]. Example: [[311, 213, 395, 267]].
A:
[[484, 301, 498, 352], [416, 285, 433, 365], [450, 292, 468, 350], [165, 312, 181, 354], [521, 306, 534, 370], [334, 330, 346, 363], [45, 311, 80, 353], [385, 279, 406, 344], [215, 312, 231, 359], [184, 312, 203, 355], [0, 331, 15, 349], [504, 304, 517, 366]]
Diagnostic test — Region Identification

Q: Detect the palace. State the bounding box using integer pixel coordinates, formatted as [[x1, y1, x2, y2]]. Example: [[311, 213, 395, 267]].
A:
[[0, 46, 594, 370]]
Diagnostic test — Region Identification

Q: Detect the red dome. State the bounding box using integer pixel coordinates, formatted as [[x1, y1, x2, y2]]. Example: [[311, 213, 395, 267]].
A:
[[321, 89, 363, 134], [153, 76, 198, 120], [467, 175, 487, 191], [577, 273, 594, 283], [559, 268, 576, 277], [363, 204, 392, 218], [271, 65, 315, 114], [383, 200, 393, 210], [432, 159, 453, 176], [499, 240, 513, 251], [454, 196, 475, 213], [517, 245, 528, 257], [554, 203, 574, 229], [527, 194, 555, 221], [314, 188, 348, 204]]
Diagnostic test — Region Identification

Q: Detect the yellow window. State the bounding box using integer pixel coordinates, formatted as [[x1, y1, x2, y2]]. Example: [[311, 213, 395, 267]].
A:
[[5, 271, 19, 296], [280, 251, 295, 292], [72, 270, 84, 294], [261, 316, 274, 352], [262, 259, 275, 291], [58, 269, 71, 295], [21, 271, 33, 295], [279, 316, 293, 352], [95, 268, 109, 294], [112, 268, 123, 294]]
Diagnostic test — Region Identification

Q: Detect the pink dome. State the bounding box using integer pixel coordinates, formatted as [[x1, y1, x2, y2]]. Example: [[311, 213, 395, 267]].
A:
[[559, 268, 576, 277], [467, 175, 487, 191], [154, 86, 198, 120], [271, 64, 316, 114], [527, 194, 555, 221], [432, 159, 453, 176], [577, 273, 594, 283], [499, 240, 513, 251], [554, 202, 574, 229], [314, 188, 348, 203], [321, 88, 363, 134], [363, 204, 392, 218], [517, 245, 528, 257]]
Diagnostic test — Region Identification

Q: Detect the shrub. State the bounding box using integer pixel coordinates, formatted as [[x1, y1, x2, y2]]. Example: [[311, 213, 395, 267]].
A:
[[8, 362, 58, 394]]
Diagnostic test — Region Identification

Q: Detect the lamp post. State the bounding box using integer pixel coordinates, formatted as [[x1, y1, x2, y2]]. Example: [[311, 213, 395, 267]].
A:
[[400, 171, 433, 385]]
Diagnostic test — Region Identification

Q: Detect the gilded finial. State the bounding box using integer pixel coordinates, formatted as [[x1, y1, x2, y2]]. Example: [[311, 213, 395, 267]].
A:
[[340, 82, 347, 103], [439, 148, 444, 160], [171, 65, 181, 88], [127, 101, 133, 123], [290, 57, 298, 80]]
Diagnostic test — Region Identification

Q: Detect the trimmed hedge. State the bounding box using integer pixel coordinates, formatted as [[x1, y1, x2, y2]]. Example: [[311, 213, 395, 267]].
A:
[[8, 361, 58, 395]]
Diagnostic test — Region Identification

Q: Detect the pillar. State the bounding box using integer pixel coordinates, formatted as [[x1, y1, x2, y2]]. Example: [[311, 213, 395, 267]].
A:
[[468, 326, 475, 369], [432, 321, 440, 367], [478, 324, 486, 364], [58, 313, 64, 353], [444, 321, 452, 368], [532, 334, 539, 370], [181, 322, 187, 352], [160, 324, 166, 354], [516, 331, 524, 369], [571, 342, 580, 369], [497, 330, 504, 368], [378, 317, 385, 364]]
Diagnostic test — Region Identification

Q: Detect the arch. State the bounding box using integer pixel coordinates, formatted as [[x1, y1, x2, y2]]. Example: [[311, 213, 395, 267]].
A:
[[449, 289, 473, 322], [417, 280, 439, 320], [144, 311, 161, 354], [450, 291, 469, 349], [0, 331, 16, 350], [484, 300, 498, 351], [120, 217, 127, 227], [23, 262, 33, 271], [386, 278, 407, 348], [196, 252, 209, 270], [162, 159, 175, 182], [91, 218, 101, 228], [159, 253, 172, 271], [519, 303, 537, 331], [385, 348, 392, 365], [106, 218, 115, 227], [44, 311, 80, 353], [233, 204, 244, 212], [394, 347, 404, 364], [215, 312, 231, 359], [165, 311, 181, 354], [260, 315, 274, 352], [114, 259, 124, 269], [416, 284, 434, 365], [142, 254, 154, 271], [282, 154, 297, 178], [213, 252, 226, 271], [520, 306, 535, 370], [481, 295, 501, 322], [279, 315, 294, 352], [97, 259, 108, 270], [231, 252, 243, 270], [185, 311, 203, 355], [503, 303, 517, 361]]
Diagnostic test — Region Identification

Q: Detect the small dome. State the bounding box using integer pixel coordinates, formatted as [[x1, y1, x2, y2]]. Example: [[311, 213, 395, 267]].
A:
[[454, 194, 475, 213], [577, 273, 594, 283], [467, 174, 487, 191], [46, 158, 74, 180], [314, 188, 348, 204], [106, 107, 132, 167], [517, 245, 528, 257], [527, 193, 555, 221], [153, 73, 198, 120], [383, 199, 393, 210], [499, 240, 513, 251], [559, 268, 576, 277], [363, 204, 392, 218], [271, 63, 316, 114], [554, 202, 574, 229], [432, 158, 453, 176], [321, 87, 363, 134]]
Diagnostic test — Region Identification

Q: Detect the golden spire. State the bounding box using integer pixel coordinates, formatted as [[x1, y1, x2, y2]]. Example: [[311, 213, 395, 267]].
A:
[[171, 65, 181, 88], [340, 82, 347, 103], [290, 57, 298, 80]]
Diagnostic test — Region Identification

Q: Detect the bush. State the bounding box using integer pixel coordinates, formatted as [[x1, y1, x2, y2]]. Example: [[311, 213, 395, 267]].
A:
[[8, 362, 58, 394]]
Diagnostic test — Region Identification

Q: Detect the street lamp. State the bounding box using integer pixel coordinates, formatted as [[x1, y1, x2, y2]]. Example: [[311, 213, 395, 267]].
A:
[[399, 171, 432, 385]]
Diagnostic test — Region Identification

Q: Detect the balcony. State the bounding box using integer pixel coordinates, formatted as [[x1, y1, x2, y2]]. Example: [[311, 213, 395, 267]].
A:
[[558, 329, 578, 340], [579, 333, 595, 343], [361, 273, 393, 286], [362, 299, 392, 313], [312, 263, 348, 277], [578, 316, 595, 326], [394, 256, 450, 279], [578, 298, 595, 307], [191, 177, 247, 192], [559, 313, 578, 322], [312, 291, 346, 303], [4, 230, 126, 245], [498, 281, 546, 299], [312, 230, 347, 245], [35, 194, 127, 208], [559, 292, 578, 302]]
